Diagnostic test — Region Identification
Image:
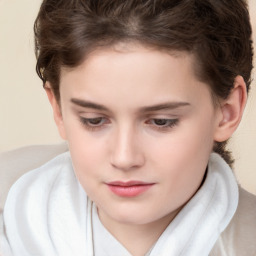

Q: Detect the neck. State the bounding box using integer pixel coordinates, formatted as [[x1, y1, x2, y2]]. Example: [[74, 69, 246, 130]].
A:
[[98, 207, 181, 256]]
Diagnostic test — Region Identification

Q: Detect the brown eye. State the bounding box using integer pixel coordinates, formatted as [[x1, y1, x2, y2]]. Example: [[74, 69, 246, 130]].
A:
[[87, 117, 104, 126], [153, 119, 169, 126], [145, 118, 179, 131], [150, 119, 178, 127], [79, 117, 110, 131]]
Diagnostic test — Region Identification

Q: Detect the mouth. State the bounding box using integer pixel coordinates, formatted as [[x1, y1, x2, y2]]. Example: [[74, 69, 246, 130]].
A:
[[106, 181, 155, 197]]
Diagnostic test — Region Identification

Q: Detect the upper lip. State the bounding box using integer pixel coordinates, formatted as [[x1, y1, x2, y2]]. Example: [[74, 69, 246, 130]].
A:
[[106, 181, 154, 186]]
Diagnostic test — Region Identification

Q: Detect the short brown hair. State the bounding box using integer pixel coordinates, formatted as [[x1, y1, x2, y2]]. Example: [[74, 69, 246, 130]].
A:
[[34, 0, 254, 166]]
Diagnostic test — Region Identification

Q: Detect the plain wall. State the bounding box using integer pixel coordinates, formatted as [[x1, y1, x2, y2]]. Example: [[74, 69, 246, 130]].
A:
[[0, 0, 256, 194]]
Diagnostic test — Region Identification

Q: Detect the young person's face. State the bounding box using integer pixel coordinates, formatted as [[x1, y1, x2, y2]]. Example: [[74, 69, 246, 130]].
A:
[[52, 44, 224, 227]]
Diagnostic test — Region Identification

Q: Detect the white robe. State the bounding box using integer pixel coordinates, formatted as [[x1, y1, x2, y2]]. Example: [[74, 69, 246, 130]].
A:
[[1, 152, 238, 256]]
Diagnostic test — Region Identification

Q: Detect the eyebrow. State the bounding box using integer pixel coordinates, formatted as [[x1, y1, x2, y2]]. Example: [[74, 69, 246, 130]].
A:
[[70, 98, 190, 112], [139, 102, 190, 112], [71, 98, 109, 111]]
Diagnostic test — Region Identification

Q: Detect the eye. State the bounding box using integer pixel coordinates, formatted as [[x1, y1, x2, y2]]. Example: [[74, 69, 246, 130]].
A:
[[153, 119, 171, 126], [79, 117, 110, 131], [146, 118, 179, 131], [85, 117, 104, 126]]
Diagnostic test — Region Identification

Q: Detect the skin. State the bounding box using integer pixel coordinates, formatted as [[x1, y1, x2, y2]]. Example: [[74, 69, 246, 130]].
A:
[[46, 43, 247, 256]]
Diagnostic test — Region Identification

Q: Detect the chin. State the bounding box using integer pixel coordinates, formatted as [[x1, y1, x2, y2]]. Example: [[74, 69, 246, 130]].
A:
[[109, 207, 164, 225]]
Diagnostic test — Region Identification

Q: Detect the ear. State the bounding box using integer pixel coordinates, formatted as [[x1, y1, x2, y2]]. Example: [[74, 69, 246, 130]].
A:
[[45, 82, 67, 140], [214, 76, 247, 142]]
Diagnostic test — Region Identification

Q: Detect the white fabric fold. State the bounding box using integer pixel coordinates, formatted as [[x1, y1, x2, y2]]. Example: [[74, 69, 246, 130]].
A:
[[1, 152, 238, 256], [147, 153, 239, 256], [2, 153, 90, 256]]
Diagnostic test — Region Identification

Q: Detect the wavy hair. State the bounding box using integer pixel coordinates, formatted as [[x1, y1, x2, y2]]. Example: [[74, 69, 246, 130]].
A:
[[34, 0, 254, 166]]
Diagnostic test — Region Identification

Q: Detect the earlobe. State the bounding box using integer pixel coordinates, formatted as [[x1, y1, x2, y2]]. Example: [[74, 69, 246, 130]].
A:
[[45, 82, 67, 140], [214, 76, 247, 142]]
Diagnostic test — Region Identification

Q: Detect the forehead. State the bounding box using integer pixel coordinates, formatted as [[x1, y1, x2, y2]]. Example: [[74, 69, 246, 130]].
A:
[[61, 42, 196, 78], [59, 43, 213, 109]]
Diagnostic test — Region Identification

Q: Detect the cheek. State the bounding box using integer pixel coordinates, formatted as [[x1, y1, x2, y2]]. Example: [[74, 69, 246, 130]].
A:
[[68, 140, 104, 202], [148, 117, 214, 198], [63, 122, 105, 183], [150, 123, 213, 170], [68, 136, 103, 175], [150, 143, 208, 211], [64, 116, 105, 161]]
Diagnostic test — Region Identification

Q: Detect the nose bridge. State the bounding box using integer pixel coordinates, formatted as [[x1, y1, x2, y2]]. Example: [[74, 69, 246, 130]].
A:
[[110, 122, 144, 170]]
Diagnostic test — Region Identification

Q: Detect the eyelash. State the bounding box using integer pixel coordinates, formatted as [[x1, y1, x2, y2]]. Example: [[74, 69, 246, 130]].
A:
[[79, 117, 109, 131], [79, 117, 179, 132], [145, 118, 179, 131]]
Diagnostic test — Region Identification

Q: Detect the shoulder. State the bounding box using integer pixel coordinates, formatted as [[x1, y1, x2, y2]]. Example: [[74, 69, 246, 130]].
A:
[[235, 187, 256, 224], [225, 186, 256, 243], [3, 152, 79, 218], [2, 152, 89, 255], [211, 186, 256, 255], [0, 143, 68, 212], [6, 151, 75, 197]]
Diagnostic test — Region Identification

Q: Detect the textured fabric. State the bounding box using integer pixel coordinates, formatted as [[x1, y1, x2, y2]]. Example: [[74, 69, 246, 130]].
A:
[[211, 187, 256, 256], [0, 152, 245, 256], [92, 204, 131, 256], [0, 143, 69, 256], [0, 143, 68, 212], [1, 153, 91, 256]]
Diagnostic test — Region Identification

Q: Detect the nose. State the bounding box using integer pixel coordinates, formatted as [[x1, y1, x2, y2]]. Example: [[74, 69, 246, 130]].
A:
[[110, 126, 145, 171]]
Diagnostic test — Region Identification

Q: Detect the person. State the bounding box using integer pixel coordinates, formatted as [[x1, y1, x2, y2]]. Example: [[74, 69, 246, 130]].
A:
[[1, 0, 255, 255]]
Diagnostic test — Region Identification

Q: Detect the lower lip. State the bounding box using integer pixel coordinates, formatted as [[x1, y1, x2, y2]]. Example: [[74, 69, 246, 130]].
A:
[[107, 184, 153, 197]]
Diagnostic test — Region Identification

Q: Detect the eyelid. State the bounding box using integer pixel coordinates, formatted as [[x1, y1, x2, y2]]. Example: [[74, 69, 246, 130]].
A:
[[145, 118, 179, 131], [78, 113, 179, 133], [79, 116, 110, 131], [146, 118, 178, 125], [77, 110, 107, 117]]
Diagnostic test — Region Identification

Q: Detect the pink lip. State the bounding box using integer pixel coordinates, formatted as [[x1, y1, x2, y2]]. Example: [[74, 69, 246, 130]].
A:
[[106, 181, 155, 197]]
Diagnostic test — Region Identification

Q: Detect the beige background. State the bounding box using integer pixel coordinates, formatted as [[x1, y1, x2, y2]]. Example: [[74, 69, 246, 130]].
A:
[[0, 0, 256, 194]]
